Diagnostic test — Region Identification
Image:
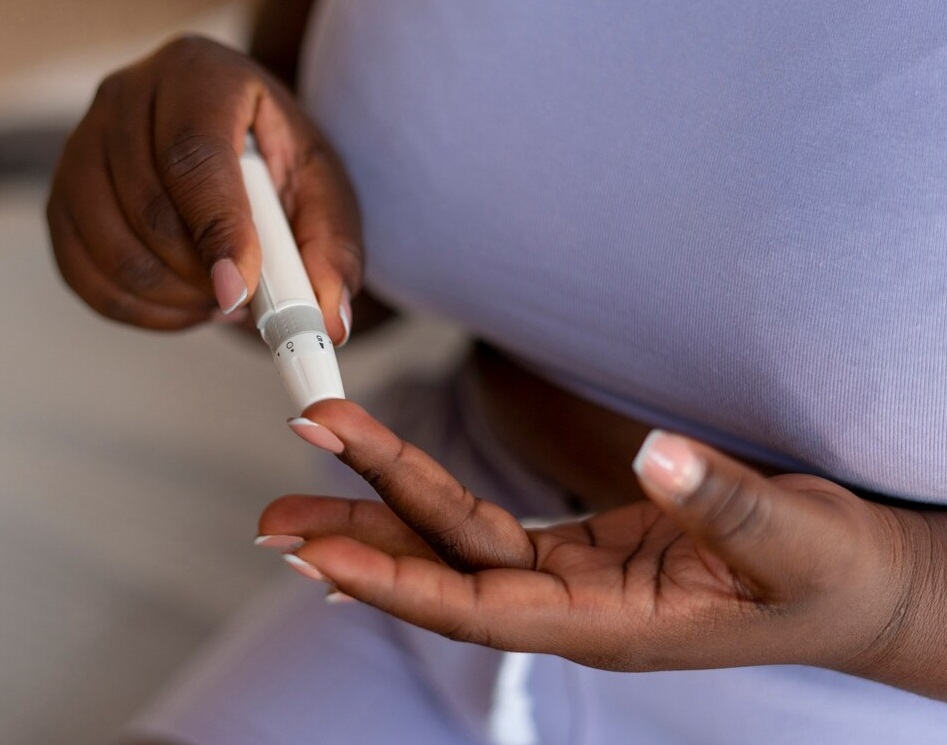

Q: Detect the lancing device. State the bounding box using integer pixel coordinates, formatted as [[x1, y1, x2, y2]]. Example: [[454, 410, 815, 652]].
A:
[[239, 135, 345, 411]]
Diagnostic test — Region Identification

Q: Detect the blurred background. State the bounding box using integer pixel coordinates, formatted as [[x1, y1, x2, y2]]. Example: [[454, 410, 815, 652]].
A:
[[0, 2, 461, 742]]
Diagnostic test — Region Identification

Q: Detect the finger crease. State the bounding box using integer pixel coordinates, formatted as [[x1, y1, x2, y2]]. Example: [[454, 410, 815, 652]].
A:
[[621, 513, 660, 584], [578, 518, 598, 547], [652, 533, 684, 603]]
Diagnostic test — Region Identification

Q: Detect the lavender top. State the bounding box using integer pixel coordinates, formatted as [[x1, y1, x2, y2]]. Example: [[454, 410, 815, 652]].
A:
[[300, 1, 947, 503]]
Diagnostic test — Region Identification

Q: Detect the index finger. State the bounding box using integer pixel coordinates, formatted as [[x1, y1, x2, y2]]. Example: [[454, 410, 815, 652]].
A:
[[300, 399, 536, 572], [152, 45, 264, 311]]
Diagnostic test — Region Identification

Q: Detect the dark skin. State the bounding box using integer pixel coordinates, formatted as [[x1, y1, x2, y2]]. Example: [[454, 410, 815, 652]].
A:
[[47, 33, 360, 336], [47, 20, 947, 712], [259, 397, 947, 700]]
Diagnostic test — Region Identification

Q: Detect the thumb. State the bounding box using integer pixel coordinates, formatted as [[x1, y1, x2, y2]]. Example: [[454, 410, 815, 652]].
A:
[[632, 430, 846, 594]]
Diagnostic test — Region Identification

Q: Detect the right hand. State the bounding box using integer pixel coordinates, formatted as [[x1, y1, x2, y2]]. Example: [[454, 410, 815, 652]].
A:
[[47, 35, 362, 337]]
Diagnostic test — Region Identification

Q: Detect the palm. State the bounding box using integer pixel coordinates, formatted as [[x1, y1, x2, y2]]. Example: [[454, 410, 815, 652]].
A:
[[263, 400, 892, 673], [529, 502, 742, 618], [275, 494, 778, 669]]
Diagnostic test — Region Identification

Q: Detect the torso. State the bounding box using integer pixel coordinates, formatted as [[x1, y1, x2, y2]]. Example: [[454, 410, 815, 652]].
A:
[[301, 0, 947, 504]]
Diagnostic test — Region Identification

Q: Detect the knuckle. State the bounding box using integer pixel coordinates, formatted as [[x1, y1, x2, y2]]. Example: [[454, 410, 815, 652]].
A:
[[93, 72, 125, 105], [158, 134, 230, 188], [157, 136, 245, 262], [100, 293, 140, 325], [191, 216, 241, 264], [346, 498, 374, 527], [424, 492, 516, 573], [701, 472, 770, 544], [357, 438, 408, 495], [113, 250, 165, 293], [439, 609, 486, 645], [258, 494, 312, 533], [428, 490, 479, 541], [140, 190, 182, 240], [438, 576, 491, 645], [357, 464, 386, 493], [157, 33, 213, 62], [441, 619, 482, 645]]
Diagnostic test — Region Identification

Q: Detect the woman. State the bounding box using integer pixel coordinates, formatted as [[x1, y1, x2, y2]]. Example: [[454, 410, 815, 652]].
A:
[[47, 1, 947, 742]]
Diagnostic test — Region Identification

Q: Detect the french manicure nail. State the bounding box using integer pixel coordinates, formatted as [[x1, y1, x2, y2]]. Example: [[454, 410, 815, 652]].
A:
[[325, 588, 356, 604], [254, 535, 306, 552], [283, 553, 327, 582], [338, 288, 352, 347], [287, 417, 345, 454], [632, 430, 705, 501], [210, 306, 250, 324], [211, 258, 248, 314]]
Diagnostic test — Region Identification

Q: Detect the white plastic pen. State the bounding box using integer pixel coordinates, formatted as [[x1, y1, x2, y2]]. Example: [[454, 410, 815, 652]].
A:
[[239, 135, 345, 411]]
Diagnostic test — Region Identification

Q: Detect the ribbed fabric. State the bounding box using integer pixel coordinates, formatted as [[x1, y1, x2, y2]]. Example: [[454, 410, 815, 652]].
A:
[[300, 0, 947, 503]]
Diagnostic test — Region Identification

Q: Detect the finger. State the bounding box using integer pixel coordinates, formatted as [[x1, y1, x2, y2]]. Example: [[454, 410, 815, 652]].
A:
[[296, 400, 536, 572], [296, 534, 577, 654], [56, 122, 214, 310], [48, 200, 210, 330], [96, 68, 210, 290], [152, 42, 265, 312], [632, 430, 857, 596], [259, 495, 436, 560], [288, 145, 362, 346]]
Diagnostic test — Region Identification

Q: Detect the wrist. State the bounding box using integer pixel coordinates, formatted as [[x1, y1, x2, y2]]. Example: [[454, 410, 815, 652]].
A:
[[839, 505, 946, 699]]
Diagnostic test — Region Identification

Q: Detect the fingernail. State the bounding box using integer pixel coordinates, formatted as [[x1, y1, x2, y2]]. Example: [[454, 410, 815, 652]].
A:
[[210, 306, 250, 324], [325, 588, 356, 604], [254, 535, 306, 552], [211, 258, 248, 314], [338, 288, 352, 347], [287, 417, 344, 454], [632, 430, 705, 501], [283, 553, 327, 582]]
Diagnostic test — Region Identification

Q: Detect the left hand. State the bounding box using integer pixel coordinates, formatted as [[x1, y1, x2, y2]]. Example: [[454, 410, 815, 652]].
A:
[[259, 399, 914, 677]]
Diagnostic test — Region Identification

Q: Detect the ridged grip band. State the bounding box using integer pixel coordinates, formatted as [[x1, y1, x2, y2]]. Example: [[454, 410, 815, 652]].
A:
[[262, 305, 328, 353]]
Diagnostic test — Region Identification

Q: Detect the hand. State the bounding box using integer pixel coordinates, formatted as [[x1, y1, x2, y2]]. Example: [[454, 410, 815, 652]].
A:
[[259, 400, 921, 682], [47, 35, 361, 335]]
